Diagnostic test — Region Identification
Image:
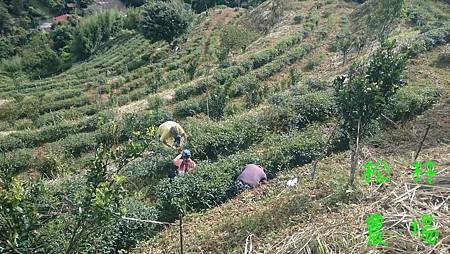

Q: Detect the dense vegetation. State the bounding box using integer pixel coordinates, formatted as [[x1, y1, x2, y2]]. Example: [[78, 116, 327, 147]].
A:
[[0, 0, 448, 253]]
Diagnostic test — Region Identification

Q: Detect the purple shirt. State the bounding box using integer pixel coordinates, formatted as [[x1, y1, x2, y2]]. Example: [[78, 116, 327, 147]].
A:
[[237, 164, 267, 187]]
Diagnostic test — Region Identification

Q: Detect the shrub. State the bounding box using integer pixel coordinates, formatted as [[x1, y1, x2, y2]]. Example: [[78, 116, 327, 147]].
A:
[[305, 59, 318, 71], [173, 78, 210, 102], [0, 148, 33, 175], [387, 86, 440, 122], [34, 152, 60, 179], [269, 90, 335, 130], [229, 74, 259, 97], [119, 111, 171, 141], [51, 132, 97, 157], [107, 196, 159, 251], [123, 7, 142, 30], [223, 101, 244, 116], [140, 0, 194, 42], [184, 90, 334, 161], [71, 10, 122, 61], [219, 24, 259, 59], [0, 117, 97, 152], [212, 66, 246, 85], [173, 100, 202, 118], [147, 95, 165, 111], [401, 27, 450, 58], [293, 15, 303, 24], [306, 78, 327, 91], [122, 0, 146, 7]]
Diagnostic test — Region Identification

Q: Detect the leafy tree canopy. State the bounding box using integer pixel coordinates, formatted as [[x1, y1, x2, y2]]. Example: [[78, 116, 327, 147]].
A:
[[140, 0, 194, 42]]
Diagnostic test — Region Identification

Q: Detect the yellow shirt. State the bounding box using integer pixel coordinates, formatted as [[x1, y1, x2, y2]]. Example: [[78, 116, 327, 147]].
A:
[[157, 121, 186, 146]]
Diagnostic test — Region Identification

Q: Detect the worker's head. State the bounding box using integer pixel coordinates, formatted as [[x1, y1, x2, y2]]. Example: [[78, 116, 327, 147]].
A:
[[181, 149, 191, 160], [256, 162, 264, 170], [170, 126, 181, 147]]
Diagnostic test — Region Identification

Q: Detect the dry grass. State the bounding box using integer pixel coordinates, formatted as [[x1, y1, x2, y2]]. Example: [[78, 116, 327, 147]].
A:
[[115, 98, 148, 116], [270, 153, 450, 254]]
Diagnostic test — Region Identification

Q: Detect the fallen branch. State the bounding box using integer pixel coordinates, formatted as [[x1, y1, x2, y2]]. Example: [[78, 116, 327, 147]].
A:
[[414, 124, 431, 161], [122, 216, 177, 226]]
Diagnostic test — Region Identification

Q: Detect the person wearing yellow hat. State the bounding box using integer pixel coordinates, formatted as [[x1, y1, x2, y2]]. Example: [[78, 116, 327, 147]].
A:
[[156, 121, 187, 149]]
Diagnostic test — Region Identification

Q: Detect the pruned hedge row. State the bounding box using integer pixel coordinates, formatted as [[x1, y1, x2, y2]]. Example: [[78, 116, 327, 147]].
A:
[[0, 117, 98, 152], [401, 27, 450, 58], [156, 124, 326, 221], [46, 110, 173, 157], [268, 89, 335, 130], [173, 78, 210, 102], [228, 43, 313, 98], [35, 105, 98, 127], [0, 110, 173, 175], [183, 90, 335, 161], [233, 31, 307, 72], [173, 43, 315, 117], [0, 148, 33, 175], [387, 85, 440, 122], [171, 31, 308, 103]]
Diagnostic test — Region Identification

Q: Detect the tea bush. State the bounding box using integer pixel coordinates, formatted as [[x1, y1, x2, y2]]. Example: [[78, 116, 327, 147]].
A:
[[173, 100, 203, 118], [433, 52, 450, 68], [401, 27, 450, 58], [49, 132, 98, 157], [118, 111, 172, 141], [173, 78, 210, 102], [104, 196, 159, 252], [387, 85, 440, 122], [35, 105, 98, 127], [269, 90, 335, 130], [184, 110, 271, 161], [156, 125, 325, 221], [0, 117, 98, 152], [0, 148, 33, 175]]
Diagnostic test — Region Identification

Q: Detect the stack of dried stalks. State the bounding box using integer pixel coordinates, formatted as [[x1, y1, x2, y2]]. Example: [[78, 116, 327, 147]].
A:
[[269, 167, 450, 254]]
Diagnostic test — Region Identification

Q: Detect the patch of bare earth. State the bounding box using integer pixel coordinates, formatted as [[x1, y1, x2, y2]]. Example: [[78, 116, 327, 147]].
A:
[[115, 99, 148, 116], [0, 130, 17, 138], [0, 99, 11, 107]]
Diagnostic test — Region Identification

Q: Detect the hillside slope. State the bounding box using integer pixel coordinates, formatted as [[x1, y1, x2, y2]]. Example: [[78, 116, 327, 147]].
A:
[[134, 45, 450, 253], [0, 0, 449, 253]]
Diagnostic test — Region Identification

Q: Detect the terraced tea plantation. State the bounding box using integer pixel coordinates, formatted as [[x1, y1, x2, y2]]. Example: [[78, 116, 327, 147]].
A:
[[0, 0, 448, 253]]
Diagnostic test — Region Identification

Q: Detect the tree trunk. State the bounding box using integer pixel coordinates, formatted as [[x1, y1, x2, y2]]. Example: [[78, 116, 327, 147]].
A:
[[348, 117, 361, 186]]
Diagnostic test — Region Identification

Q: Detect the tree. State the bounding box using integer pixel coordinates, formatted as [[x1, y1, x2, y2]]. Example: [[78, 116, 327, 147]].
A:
[[71, 10, 121, 61], [20, 33, 61, 78], [0, 2, 13, 35], [123, 7, 142, 30], [140, 0, 193, 42], [334, 40, 407, 186], [50, 22, 75, 53], [0, 173, 43, 253], [218, 24, 258, 62], [334, 30, 353, 65]]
